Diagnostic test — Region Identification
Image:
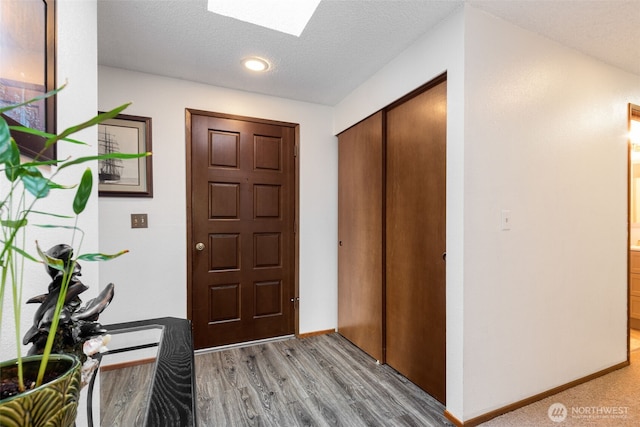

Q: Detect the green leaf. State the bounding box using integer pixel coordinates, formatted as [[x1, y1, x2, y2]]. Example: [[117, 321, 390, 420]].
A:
[[33, 224, 81, 232], [77, 249, 129, 262], [73, 168, 93, 215], [8, 125, 56, 139], [0, 116, 12, 161], [29, 210, 74, 220], [0, 240, 39, 263], [36, 241, 65, 272], [19, 158, 61, 168], [44, 103, 131, 149], [4, 164, 21, 183], [0, 219, 27, 229], [0, 83, 67, 114], [3, 139, 22, 181], [8, 125, 89, 150], [8, 245, 39, 263], [6, 101, 132, 151], [58, 151, 150, 171], [20, 167, 51, 198]]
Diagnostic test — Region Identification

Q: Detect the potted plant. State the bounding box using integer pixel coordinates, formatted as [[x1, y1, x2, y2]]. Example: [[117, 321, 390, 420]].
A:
[[0, 86, 148, 426]]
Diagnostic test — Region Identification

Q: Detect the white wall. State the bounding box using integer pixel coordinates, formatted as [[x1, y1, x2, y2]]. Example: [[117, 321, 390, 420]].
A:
[[97, 67, 337, 334], [0, 0, 100, 360], [461, 6, 639, 420]]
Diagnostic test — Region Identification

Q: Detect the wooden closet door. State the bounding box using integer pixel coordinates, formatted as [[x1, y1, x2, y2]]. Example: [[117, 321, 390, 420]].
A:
[[386, 79, 447, 403], [337, 111, 384, 362]]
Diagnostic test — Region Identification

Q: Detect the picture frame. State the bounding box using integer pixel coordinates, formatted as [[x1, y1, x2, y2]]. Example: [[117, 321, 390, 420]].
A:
[[98, 113, 153, 198], [0, 0, 57, 161]]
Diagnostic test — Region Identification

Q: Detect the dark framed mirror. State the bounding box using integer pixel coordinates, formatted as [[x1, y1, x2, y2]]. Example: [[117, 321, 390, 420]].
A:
[[0, 0, 57, 161]]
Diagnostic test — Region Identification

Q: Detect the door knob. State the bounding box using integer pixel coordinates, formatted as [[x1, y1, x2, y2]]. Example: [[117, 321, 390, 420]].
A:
[[442, 252, 446, 261], [195, 242, 205, 251]]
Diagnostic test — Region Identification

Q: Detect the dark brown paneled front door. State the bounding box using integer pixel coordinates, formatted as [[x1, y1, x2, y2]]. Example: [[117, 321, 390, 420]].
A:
[[187, 111, 296, 349]]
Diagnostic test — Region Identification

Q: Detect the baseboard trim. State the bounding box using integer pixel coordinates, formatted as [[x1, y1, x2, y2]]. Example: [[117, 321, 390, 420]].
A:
[[298, 329, 336, 339], [446, 359, 630, 426], [195, 334, 296, 354], [192, 330, 334, 354], [100, 357, 156, 372], [444, 410, 463, 426]]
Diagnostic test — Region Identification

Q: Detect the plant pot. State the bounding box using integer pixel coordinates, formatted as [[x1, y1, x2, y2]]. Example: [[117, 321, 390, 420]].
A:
[[0, 354, 81, 427]]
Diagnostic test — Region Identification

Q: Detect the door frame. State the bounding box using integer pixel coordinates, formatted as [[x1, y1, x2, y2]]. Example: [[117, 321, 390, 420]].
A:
[[629, 103, 640, 361], [184, 109, 300, 337]]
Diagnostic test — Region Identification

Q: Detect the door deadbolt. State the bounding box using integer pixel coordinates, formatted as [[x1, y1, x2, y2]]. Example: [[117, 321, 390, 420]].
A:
[[195, 242, 205, 251]]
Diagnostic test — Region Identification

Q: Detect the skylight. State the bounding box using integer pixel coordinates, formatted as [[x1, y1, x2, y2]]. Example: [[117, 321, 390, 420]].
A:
[[207, 0, 321, 37]]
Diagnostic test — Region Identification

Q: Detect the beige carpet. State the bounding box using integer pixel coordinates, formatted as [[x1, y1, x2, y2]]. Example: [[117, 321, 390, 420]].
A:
[[480, 343, 640, 426]]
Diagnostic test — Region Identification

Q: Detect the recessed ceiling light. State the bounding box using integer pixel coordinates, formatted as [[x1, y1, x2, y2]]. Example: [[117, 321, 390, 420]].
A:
[[242, 57, 270, 72], [207, 0, 321, 37]]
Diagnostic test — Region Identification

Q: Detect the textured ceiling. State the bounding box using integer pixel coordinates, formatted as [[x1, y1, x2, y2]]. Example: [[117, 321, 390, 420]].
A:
[[98, 0, 640, 106], [470, 0, 640, 78]]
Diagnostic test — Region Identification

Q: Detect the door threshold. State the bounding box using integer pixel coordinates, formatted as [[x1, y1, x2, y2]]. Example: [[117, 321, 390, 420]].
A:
[[194, 334, 296, 354]]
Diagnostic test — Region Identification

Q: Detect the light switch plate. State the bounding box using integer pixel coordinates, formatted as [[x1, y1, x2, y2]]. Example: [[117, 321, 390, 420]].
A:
[[131, 213, 148, 228], [500, 209, 511, 231]]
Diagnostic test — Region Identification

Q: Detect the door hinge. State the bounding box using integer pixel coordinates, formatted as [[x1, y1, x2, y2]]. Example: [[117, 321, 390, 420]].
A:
[[294, 145, 298, 157], [293, 221, 297, 234]]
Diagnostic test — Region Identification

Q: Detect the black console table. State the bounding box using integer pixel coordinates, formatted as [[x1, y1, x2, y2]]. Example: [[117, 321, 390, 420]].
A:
[[96, 317, 197, 426]]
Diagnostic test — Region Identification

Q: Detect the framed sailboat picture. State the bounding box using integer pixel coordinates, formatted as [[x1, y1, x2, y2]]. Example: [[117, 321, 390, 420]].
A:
[[98, 113, 153, 197]]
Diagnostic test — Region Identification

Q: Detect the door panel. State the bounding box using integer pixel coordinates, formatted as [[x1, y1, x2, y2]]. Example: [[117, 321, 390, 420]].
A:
[[385, 79, 447, 403], [189, 113, 295, 349], [337, 112, 384, 362]]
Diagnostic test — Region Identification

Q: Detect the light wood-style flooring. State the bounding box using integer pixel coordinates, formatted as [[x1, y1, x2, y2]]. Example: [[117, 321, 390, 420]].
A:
[[194, 333, 451, 426], [101, 333, 451, 426], [101, 331, 640, 426], [101, 361, 154, 426]]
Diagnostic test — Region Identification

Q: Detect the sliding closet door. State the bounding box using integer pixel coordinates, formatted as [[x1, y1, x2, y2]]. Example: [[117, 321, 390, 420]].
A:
[[337, 112, 384, 362], [386, 79, 447, 403]]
